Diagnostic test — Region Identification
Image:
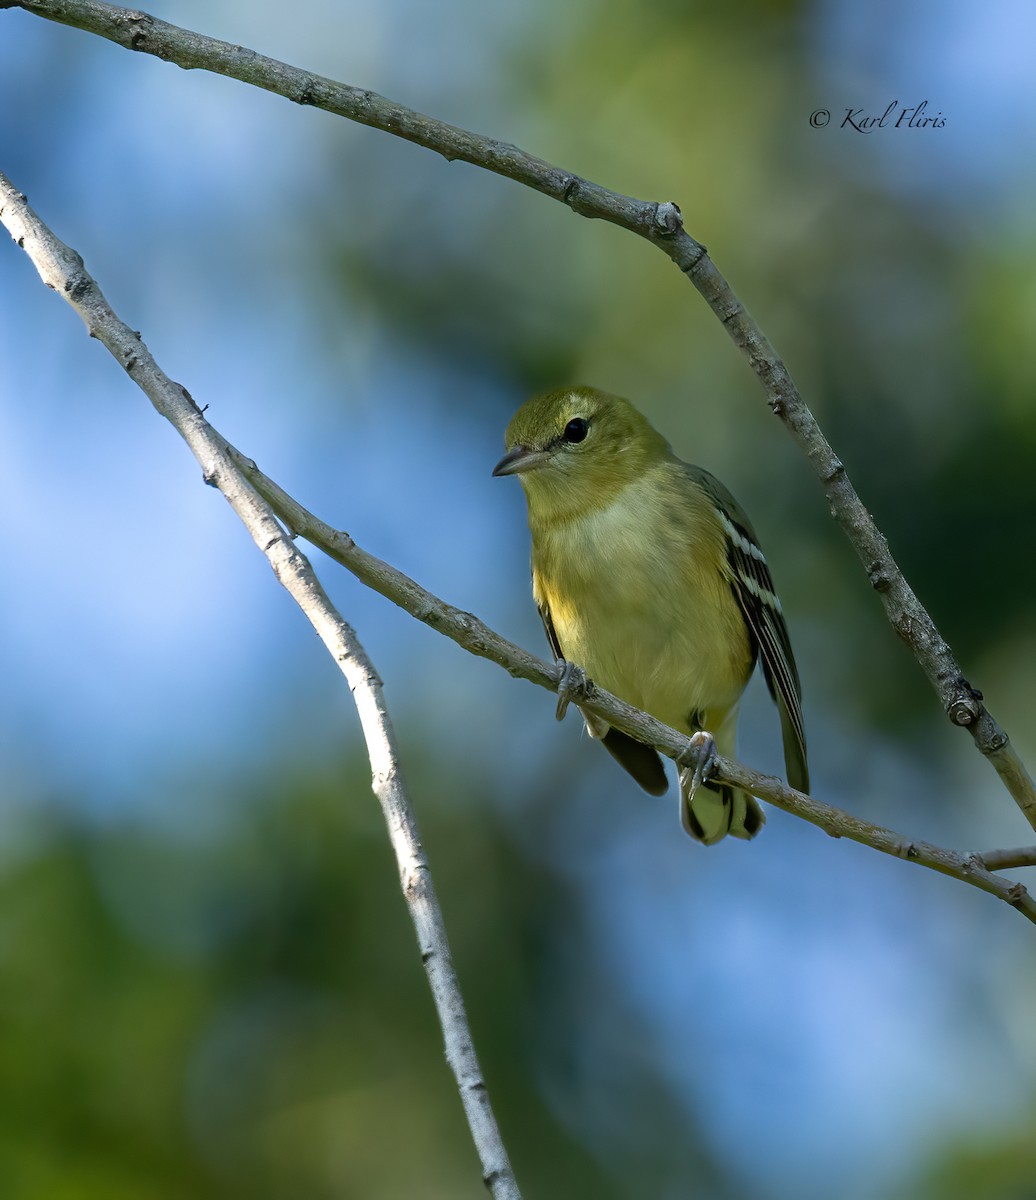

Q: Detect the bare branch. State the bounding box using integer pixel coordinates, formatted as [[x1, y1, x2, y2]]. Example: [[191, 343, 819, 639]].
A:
[[6, 0, 1032, 829], [0, 169, 521, 1200], [972, 847, 1036, 872]]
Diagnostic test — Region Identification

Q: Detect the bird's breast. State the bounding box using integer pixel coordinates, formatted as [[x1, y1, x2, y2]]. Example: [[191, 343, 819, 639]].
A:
[[531, 472, 752, 731]]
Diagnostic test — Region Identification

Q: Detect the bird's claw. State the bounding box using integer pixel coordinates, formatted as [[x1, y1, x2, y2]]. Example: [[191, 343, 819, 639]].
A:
[[677, 730, 717, 800], [555, 660, 589, 721]]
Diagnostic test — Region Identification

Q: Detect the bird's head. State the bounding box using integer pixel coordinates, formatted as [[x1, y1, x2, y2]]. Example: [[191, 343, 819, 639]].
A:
[[493, 386, 670, 522]]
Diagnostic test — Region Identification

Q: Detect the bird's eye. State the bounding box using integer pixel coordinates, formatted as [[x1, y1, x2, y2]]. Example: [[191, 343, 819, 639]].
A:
[[563, 418, 589, 444]]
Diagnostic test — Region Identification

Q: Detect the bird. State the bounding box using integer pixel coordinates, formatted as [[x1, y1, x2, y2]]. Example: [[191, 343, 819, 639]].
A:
[[493, 385, 808, 844]]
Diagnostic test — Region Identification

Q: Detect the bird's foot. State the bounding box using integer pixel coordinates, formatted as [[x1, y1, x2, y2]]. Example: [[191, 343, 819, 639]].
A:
[[677, 730, 717, 799], [555, 660, 590, 721]]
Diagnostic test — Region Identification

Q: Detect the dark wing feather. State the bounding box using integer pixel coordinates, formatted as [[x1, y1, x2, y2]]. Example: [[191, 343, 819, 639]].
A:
[[688, 468, 810, 794], [537, 599, 564, 661], [537, 597, 668, 797]]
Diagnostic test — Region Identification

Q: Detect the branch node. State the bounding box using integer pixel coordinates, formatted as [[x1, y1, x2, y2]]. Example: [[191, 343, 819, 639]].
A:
[[65, 270, 91, 302], [295, 75, 319, 106], [948, 694, 982, 727], [1007, 881, 1031, 908], [403, 861, 429, 900], [867, 560, 891, 593], [679, 241, 708, 275], [119, 10, 155, 51], [180, 384, 202, 412], [892, 611, 917, 642], [653, 200, 683, 235]]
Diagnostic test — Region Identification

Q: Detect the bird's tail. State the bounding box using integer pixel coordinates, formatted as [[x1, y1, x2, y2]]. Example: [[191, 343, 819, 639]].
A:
[[679, 708, 764, 845], [680, 781, 765, 845]]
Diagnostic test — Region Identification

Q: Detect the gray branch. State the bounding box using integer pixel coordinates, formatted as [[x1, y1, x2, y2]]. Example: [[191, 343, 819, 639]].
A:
[[5, 0, 1032, 831], [0, 170, 520, 1200], [972, 846, 1036, 872]]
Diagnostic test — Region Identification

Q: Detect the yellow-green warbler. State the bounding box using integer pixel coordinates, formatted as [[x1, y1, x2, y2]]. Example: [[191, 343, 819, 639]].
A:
[[494, 385, 808, 844]]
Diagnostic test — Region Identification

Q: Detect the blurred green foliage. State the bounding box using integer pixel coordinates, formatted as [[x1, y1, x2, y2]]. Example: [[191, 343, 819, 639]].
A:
[[0, 754, 738, 1198], [912, 1132, 1036, 1200]]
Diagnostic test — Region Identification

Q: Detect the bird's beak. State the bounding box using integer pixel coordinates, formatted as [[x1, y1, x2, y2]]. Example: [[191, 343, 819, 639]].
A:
[[492, 445, 549, 477]]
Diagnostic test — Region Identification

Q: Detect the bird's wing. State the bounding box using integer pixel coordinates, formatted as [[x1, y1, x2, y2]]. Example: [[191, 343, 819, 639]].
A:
[[537, 597, 564, 661], [537, 594, 668, 797], [689, 467, 810, 794]]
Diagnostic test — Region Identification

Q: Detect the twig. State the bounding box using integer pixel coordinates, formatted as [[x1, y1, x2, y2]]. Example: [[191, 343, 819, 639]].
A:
[[971, 847, 1036, 872], [0, 169, 521, 1200], [5, 0, 1032, 830], [723, 761, 1036, 923]]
